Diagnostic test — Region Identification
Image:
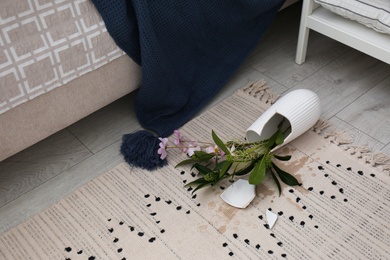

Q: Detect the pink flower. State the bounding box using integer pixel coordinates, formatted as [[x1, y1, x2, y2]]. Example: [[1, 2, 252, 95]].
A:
[[173, 130, 185, 145], [205, 145, 217, 154], [205, 145, 225, 156], [157, 137, 169, 160]]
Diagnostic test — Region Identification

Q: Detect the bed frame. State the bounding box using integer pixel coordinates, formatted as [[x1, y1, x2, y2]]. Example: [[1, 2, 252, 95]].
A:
[[295, 0, 390, 65]]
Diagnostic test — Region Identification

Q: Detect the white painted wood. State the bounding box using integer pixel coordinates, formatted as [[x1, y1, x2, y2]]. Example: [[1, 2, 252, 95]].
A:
[[296, 0, 390, 65], [295, 0, 316, 64]]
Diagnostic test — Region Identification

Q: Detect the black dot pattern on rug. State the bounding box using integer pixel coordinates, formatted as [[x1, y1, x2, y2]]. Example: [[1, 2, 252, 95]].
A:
[[68, 159, 373, 259]]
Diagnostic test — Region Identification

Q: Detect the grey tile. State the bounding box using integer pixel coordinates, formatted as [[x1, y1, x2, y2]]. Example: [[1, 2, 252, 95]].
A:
[[68, 92, 142, 154], [251, 32, 351, 88], [290, 50, 390, 119], [0, 129, 92, 207], [381, 143, 390, 156], [0, 140, 123, 233], [203, 67, 288, 112], [337, 75, 390, 144], [241, 3, 301, 69], [328, 117, 385, 152]]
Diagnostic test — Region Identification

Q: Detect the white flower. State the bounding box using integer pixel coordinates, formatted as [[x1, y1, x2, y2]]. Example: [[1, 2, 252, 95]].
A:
[[187, 145, 201, 156], [228, 144, 236, 156]]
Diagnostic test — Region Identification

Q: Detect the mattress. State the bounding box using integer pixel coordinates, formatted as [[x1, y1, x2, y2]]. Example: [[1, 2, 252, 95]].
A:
[[315, 0, 390, 35], [0, 0, 125, 114]]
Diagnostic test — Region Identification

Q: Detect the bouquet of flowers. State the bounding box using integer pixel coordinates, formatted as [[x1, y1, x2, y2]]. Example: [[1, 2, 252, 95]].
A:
[[158, 123, 300, 194]]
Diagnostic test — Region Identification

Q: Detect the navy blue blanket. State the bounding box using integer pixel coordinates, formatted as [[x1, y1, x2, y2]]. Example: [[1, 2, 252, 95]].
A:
[[91, 0, 285, 169]]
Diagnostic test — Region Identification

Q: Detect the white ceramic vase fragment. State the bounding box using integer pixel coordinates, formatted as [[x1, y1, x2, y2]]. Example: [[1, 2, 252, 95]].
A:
[[246, 89, 321, 150], [220, 179, 256, 208]]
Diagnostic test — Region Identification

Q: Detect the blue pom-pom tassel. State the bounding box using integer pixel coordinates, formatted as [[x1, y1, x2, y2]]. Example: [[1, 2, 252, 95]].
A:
[[120, 130, 168, 170]]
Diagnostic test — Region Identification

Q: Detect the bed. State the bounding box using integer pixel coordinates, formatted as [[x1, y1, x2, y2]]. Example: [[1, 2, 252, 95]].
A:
[[0, 0, 141, 162], [295, 0, 390, 65], [0, 0, 299, 162]]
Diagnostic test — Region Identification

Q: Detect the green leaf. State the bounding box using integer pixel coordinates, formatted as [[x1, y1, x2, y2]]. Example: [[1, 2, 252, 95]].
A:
[[273, 154, 292, 161], [249, 156, 266, 185], [270, 168, 282, 196], [192, 182, 212, 193], [234, 162, 255, 176], [175, 159, 196, 168], [184, 177, 207, 187], [192, 151, 215, 161], [218, 161, 232, 178], [185, 177, 214, 193], [211, 130, 230, 155], [266, 129, 279, 149], [192, 163, 212, 175], [272, 163, 300, 186], [275, 128, 284, 145]]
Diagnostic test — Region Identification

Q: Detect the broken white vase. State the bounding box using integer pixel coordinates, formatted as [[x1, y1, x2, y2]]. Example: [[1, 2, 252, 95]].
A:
[[246, 89, 321, 150], [220, 179, 256, 208]]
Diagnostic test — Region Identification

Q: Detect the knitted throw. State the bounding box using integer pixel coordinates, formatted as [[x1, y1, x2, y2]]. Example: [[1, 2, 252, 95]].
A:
[[91, 0, 286, 169]]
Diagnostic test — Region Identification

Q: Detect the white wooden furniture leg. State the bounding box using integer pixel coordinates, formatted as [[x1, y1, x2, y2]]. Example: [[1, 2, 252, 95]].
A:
[[295, 0, 318, 64], [295, 0, 390, 65]]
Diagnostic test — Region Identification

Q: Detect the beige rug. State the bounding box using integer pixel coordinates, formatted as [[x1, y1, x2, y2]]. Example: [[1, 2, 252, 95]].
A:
[[1, 81, 389, 259]]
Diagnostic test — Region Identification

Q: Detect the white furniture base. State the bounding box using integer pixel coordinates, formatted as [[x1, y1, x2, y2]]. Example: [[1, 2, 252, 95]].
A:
[[296, 0, 390, 65]]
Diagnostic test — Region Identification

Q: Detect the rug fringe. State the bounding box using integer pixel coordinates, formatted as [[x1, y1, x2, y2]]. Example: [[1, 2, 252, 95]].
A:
[[344, 145, 371, 158], [242, 80, 267, 95], [241, 80, 390, 175], [242, 80, 279, 104], [323, 130, 354, 145], [363, 152, 390, 167], [312, 119, 331, 133]]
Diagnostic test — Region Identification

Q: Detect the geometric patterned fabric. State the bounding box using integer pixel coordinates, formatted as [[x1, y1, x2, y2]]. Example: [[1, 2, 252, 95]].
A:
[[0, 0, 125, 114]]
